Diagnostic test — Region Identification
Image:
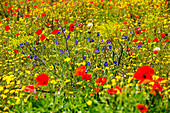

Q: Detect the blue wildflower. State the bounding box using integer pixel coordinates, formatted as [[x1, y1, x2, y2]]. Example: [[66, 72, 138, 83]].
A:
[[87, 62, 90, 65], [102, 48, 104, 51], [24, 42, 28, 45], [122, 34, 127, 39], [114, 76, 117, 80], [100, 40, 103, 43], [21, 51, 25, 54], [33, 55, 37, 59], [33, 47, 36, 50], [137, 44, 142, 48], [88, 38, 90, 41], [106, 40, 112, 44], [113, 61, 117, 65], [56, 40, 59, 45], [66, 34, 70, 40], [83, 56, 86, 60], [20, 43, 23, 47], [75, 40, 78, 44], [34, 62, 37, 65], [95, 48, 100, 54], [90, 39, 94, 42], [104, 62, 108, 67], [61, 73, 64, 77], [43, 45, 45, 48], [30, 54, 32, 58], [97, 32, 100, 36], [130, 31, 133, 34], [109, 45, 112, 49]]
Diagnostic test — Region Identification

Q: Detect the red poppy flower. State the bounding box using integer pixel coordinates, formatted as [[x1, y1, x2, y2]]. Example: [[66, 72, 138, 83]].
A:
[[81, 73, 92, 82], [94, 88, 100, 94], [109, 5, 112, 8], [3, 42, 6, 45], [35, 29, 42, 35], [123, 22, 127, 25], [115, 85, 122, 93], [133, 39, 138, 42], [135, 30, 141, 35], [5, 25, 10, 31], [107, 88, 117, 96], [24, 85, 36, 93], [74, 66, 86, 76], [35, 74, 49, 87], [143, 36, 146, 39], [153, 38, 159, 42], [119, 8, 122, 11], [154, 50, 158, 54], [16, 33, 20, 36], [136, 104, 148, 113], [41, 12, 46, 17], [52, 29, 59, 35], [90, 1, 93, 4], [13, 49, 19, 54], [40, 34, 46, 41], [25, 14, 30, 17], [134, 65, 154, 84], [160, 34, 165, 38], [142, 29, 146, 31], [147, 40, 151, 43], [135, 16, 139, 19], [165, 39, 169, 42], [69, 24, 74, 32], [33, 95, 38, 99], [64, 21, 68, 24], [6, 18, 9, 21], [96, 77, 107, 86]]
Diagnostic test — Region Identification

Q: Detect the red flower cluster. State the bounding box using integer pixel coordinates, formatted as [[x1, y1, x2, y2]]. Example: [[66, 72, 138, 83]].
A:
[[149, 78, 166, 95], [96, 77, 107, 86], [107, 85, 123, 96], [74, 66, 92, 82], [134, 65, 154, 84]]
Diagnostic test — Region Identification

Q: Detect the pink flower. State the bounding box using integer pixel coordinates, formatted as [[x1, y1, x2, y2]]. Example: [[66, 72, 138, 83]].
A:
[[24, 85, 36, 93]]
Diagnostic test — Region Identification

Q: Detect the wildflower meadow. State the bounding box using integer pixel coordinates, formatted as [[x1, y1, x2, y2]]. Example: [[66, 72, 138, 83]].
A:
[[0, 0, 169, 112]]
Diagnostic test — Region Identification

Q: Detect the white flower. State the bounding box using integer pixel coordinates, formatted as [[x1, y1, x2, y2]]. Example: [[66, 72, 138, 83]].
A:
[[87, 23, 93, 27], [153, 47, 160, 51]]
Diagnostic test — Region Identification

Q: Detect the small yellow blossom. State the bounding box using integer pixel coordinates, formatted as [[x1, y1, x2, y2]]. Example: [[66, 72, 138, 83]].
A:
[[87, 100, 92, 106]]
